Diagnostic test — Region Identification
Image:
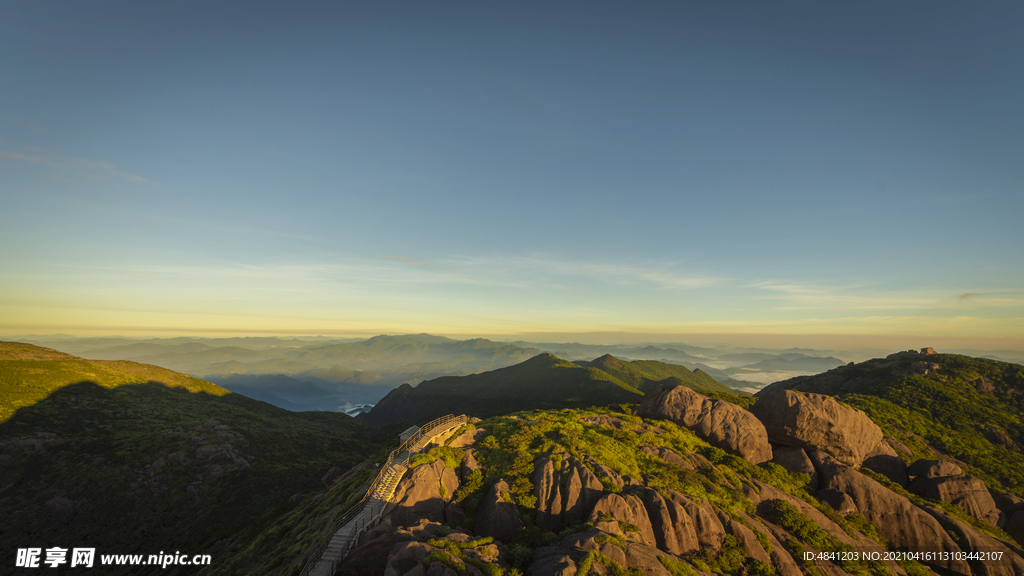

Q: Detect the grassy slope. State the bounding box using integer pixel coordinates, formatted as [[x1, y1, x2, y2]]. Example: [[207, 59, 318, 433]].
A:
[[360, 353, 644, 426], [0, 342, 389, 575], [767, 352, 1024, 497]]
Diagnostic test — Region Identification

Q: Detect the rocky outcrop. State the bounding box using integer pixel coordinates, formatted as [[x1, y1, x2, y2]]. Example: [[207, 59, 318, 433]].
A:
[[389, 460, 461, 527], [528, 547, 578, 576], [475, 480, 523, 541], [751, 389, 883, 466], [919, 506, 1024, 576], [861, 440, 909, 486], [637, 385, 772, 463], [587, 492, 657, 546], [909, 475, 1003, 526], [718, 511, 772, 566], [633, 487, 699, 555], [770, 446, 819, 489], [547, 526, 689, 576], [669, 491, 726, 552], [811, 452, 971, 576], [907, 459, 962, 478], [533, 454, 605, 530]]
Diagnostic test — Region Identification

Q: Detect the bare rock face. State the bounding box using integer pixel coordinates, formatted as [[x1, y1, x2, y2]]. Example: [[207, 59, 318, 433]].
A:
[[907, 459, 962, 478], [533, 454, 605, 530], [555, 526, 684, 576], [909, 475, 1003, 526], [448, 426, 487, 449], [528, 547, 579, 576], [750, 389, 883, 467], [667, 490, 726, 552], [919, 506, 1024, 576], [861, 441, 909, 487], [770, 446, 819, 489], [389, 460, 460, 527], [718, 511, 772, 566], [1006, 510, 1024, 546], [633, 487, 700, 555], [587, 492, 657, 546], [817, 489, 857, 514], [637, 385, 772, 464], [811, 452, 971, 576], [475, 480, 523, 541]]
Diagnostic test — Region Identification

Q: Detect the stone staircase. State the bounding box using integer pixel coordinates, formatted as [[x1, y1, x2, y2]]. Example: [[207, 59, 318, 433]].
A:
[[300, 414, 468, 576]]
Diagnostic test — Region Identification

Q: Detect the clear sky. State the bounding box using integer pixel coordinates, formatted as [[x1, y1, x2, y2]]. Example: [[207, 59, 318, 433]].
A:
[[1, 1, 1022, 347]]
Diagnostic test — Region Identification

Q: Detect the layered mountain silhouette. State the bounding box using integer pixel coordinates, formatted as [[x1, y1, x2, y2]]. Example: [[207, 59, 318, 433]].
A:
[[359, 353, 750, 426]]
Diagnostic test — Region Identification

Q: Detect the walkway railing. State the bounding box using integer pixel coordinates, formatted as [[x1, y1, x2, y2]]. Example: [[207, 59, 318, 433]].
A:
[[297, 414, 468, 576]]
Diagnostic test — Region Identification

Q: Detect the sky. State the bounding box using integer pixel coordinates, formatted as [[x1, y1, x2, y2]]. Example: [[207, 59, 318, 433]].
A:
[[1, 1, 1022, 348]]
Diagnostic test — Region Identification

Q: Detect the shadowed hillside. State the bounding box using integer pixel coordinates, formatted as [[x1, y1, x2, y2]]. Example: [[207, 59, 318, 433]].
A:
[[0, 342, 391, 575]]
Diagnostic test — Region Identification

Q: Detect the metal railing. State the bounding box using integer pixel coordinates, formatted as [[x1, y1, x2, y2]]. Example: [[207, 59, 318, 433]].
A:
[[297, 414, 467, 576]]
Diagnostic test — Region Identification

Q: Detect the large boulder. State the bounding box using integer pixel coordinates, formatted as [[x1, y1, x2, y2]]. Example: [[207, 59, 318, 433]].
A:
[[665, 490, 726, 552], [860, 441, 909, 486], [633, 487, 700, 555], [528, 547, 579, 576], [811, 452, 971, 576], [587, 493, 657, 546], [770, 446, 819, 489], [907, 459, 962, 478], [533, 454, 605, 530], [475, 480, 523, 541], [637, 385, 772, 464], [751, 389, 883, 466], [909, 475, 1003, 526], [389, 460, 460, 526], [919, 506, 1024, 576]]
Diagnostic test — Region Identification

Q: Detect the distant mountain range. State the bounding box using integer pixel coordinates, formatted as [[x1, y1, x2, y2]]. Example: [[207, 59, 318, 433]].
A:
[[359, 352, 751, 426], [12, 334, 871, 412]]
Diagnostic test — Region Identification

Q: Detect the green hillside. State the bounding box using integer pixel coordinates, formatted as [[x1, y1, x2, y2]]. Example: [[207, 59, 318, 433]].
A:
[[360, 353, 644, 426], [760, 351, 1024, 496], [580, 354, 750, 396], [0, 342, 389, 574]]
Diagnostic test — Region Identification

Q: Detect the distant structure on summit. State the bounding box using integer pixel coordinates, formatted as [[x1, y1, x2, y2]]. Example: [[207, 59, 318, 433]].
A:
[[921, 347, 936, 355]]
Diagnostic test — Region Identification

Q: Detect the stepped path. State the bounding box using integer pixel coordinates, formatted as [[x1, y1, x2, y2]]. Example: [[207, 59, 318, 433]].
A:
[[304, 414, 468, 576]]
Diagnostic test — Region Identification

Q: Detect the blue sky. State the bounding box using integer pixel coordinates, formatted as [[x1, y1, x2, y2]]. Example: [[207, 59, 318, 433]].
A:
[[1, 1, 1022, 345]]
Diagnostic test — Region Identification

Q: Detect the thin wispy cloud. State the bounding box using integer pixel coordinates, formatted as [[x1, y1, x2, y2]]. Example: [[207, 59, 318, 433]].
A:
[[1, 147, 158, 188], [375, 254, 436, 268]]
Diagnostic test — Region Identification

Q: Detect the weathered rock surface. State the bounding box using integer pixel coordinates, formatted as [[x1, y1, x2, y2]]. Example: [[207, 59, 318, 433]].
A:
[[861, 440, 909, 486], [528, 547, 579, 576], [919, 506, 1024, 576], [533, 454, 605, 530], [817, 489, 857, 514], [475, 480, 523, 541], [770, 446, 819, 489], [389, 460, 460, 526], [718, 511, 771, 565], [907, 459, 963, 478], [448, 426, 488, 449], [909, 475, 1003, 526], [587, 492, 657, 546], [811, 452, 971, 576], [633, 487, 700, 555], [637, 385, 772, 463], [341, 519, 451, 576], [668, 491, 726, 552], [750, 389, 883, 467]]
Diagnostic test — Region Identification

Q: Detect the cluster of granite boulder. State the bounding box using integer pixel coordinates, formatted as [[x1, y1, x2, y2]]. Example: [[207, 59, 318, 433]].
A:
[[334, 385, 1024, 576]]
